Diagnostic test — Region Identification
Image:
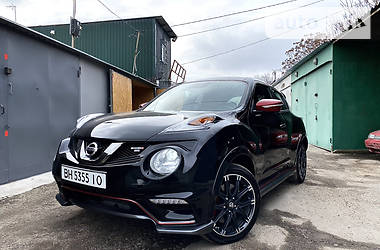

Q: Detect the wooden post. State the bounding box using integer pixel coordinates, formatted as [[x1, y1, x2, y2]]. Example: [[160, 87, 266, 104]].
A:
[[132, 31, 141, 75]]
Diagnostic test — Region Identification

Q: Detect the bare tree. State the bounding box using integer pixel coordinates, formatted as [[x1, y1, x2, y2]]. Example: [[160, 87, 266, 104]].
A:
[[282, 0, 379, 71], [333, 0, 379, 35], [281, 33, 329, 72], [254, 71, 277, 85]]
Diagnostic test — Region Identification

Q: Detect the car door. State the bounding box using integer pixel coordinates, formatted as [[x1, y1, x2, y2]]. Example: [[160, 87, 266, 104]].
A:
[[249, 84, 288, 182], [269, 87, 293, 163]]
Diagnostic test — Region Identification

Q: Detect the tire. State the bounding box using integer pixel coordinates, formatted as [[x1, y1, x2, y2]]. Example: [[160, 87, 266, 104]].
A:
[[293, 144, 307, 184], [204, 164, 260, 244]]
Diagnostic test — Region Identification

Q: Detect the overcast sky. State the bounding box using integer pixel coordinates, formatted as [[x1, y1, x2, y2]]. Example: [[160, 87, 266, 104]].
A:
[[0, 0, 344, 80]]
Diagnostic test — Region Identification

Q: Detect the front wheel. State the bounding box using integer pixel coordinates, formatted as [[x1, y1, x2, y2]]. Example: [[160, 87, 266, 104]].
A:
[[204, 164, 260, 244]]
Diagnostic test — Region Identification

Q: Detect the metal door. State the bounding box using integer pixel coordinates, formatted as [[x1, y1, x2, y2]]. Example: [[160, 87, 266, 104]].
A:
[[5, 33, 80, 182], [306, 78, 318, 146], [0, 29, 9, 184], [314, 64, 333, 150], [304, 65, 332, 150]]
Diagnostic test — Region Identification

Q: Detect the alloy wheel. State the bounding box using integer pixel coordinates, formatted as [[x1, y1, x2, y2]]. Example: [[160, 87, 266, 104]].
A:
[[212, 174, 256, 237]]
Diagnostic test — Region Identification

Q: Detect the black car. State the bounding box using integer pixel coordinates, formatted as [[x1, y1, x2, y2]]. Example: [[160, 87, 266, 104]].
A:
[[53, 78, 307, 244]]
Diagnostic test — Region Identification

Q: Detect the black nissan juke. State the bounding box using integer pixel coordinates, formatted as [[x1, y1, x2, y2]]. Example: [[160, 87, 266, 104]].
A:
[[53, 78, 307, 244]]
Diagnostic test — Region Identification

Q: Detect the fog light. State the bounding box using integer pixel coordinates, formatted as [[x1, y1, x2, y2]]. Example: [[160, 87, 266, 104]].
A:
[[149, 198, 188, 205]]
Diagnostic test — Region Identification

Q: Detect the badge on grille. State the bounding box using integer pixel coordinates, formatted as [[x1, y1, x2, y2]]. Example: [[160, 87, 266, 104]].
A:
[[131, 146, 144, 153], [85, 142, 99, 157]]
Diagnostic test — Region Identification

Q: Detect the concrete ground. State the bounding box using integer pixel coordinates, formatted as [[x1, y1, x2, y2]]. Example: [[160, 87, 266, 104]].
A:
[[0, 145, 379, 250]]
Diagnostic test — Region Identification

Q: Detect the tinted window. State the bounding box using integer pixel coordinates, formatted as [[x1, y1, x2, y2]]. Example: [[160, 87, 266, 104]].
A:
[[144, 81, 248, 112], [252, 84, 272, 109], [270, 89, 289, 110]]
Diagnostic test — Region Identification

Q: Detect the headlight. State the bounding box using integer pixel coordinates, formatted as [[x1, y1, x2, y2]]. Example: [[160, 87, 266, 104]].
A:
[[76, 113, 104, 129], [163, 114, 220, 133], [150, 148, 181, 175], [369, 134, 380, 139], [188, 115, 217, 126]]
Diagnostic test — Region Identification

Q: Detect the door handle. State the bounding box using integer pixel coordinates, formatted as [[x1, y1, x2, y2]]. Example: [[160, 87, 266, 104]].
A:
[[8, 82, 13, 95], [0, 105, 4, 115]]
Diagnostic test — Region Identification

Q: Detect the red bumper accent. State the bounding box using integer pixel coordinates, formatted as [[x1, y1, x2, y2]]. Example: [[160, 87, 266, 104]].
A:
[[365, 139, 380, 153], [61, 185, 195, 225]]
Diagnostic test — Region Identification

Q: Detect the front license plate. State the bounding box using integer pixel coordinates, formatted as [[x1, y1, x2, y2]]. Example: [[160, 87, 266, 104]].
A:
[[61, 165, 106, 189]]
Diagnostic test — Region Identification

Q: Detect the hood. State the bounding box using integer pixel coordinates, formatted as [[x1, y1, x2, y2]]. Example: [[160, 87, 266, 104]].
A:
[[73, 111, 186, 141]]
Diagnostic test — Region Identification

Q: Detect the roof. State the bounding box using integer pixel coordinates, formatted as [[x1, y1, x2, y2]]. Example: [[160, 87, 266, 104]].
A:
[[186, 77, 266, 85], [272, 42, 332, 86], [30, 15, 177, 40], [272, 71, 291, 87], [154, 16, 177, 40], [274, 6, 380, 86], [0, 16, 157, 87]]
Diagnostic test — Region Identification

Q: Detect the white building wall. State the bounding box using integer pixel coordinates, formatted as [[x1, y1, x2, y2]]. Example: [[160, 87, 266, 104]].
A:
[[274, 74, 291, 107]]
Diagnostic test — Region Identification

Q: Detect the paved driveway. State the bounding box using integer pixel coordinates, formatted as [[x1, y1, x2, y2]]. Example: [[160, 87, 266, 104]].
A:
[[1, 145, 379, 250]]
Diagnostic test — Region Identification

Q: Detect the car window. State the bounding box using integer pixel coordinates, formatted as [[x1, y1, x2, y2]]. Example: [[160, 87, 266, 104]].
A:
[[144, 81, 248, 112], [252, 84, 272, 110], [270, 89, 289, 110]]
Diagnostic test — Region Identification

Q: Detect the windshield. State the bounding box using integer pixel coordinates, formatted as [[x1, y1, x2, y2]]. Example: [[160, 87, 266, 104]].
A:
[[143, 81, 248, 113]]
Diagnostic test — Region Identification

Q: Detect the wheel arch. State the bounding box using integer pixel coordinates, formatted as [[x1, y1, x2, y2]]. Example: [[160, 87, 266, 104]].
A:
[[231, 154, 256, 177], [209, 123, 260, 195], [212, 146, 257, 197]]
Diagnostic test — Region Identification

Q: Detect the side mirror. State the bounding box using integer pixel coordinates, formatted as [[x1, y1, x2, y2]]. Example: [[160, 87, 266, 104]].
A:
[[139, 102, 148, 109], [256, 99, 283, 112]]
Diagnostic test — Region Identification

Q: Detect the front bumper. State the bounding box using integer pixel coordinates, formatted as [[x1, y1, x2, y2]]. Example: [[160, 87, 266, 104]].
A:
[[53, 137, 219, 235], [365, 138, 380, 153], [55, 186, 213, 235]]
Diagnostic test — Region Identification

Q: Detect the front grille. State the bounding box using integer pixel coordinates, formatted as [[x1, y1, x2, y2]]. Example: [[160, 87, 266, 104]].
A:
[[106, 143, 146, 166], [69, 137, 83, 156], [68, 137, 146, 166], [69, 137, 111, 163]]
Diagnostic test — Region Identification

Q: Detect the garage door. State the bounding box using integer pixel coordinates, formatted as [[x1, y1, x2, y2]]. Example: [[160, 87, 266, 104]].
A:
[[291, 63, 332, 151], [2, 30, 80, 183], [0, 29, 9, 184]]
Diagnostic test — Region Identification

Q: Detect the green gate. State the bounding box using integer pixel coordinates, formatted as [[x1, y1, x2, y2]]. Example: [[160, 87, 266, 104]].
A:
[[291, 62, 333, 151]]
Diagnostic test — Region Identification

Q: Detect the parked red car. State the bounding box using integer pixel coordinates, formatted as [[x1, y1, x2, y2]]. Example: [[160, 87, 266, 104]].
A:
[[365, 130, 380, 153]]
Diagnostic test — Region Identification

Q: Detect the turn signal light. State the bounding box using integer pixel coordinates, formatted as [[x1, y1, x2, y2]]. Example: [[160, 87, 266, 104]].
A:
[[149, 198, 188, 205], [188, 115, 216, 126]]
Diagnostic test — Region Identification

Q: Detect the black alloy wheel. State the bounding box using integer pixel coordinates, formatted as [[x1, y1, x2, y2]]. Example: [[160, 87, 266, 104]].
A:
[[205, 164, 260, 244], [294, 144, 307, 183]]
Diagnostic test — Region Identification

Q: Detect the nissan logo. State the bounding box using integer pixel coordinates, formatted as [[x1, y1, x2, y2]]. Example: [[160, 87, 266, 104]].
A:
[[85, 142, 98, 157]]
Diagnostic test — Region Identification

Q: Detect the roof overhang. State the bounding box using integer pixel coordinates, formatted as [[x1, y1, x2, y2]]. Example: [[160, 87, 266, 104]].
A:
[[0, 16, 157, 88], [154, 16, 177, 41]]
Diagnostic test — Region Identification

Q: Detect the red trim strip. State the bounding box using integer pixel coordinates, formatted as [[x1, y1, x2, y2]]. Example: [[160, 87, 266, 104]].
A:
[[61, 185, 195, 225]]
